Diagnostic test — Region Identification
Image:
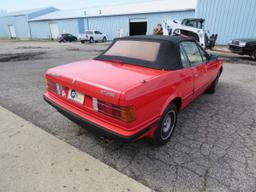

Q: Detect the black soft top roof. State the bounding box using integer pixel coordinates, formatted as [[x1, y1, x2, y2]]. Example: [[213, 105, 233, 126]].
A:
[[119, 35, 186, 44], [95, 35, 192, 70]]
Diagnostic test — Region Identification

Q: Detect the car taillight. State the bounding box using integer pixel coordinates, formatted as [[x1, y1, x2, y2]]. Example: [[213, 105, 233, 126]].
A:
[[92, 98, 135, 123], [46, 79, 56, 93], [46, 79, 66, 96]]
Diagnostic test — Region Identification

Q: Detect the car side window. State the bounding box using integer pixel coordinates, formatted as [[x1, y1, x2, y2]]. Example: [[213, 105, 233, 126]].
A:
[[198, 46, 208, 62], [180, 47, 191, 68], [95, 31, 102, 34], [181, 41, 203, 66]]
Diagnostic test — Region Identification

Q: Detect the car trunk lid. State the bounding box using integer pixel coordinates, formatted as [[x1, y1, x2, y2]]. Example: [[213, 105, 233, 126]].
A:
[[46, 59, 165, 105]]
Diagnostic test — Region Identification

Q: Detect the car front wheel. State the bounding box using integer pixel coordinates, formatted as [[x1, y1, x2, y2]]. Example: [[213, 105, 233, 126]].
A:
[[103, 37, 107, 42], [89, 38, 94, 43], [150, 103, 178, 146]]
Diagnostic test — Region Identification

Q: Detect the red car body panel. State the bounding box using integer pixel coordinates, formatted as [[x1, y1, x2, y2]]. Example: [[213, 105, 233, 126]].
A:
[[46, 60, 165, 105], [44, 57, 222, 141], [44, 36, 223, 142]]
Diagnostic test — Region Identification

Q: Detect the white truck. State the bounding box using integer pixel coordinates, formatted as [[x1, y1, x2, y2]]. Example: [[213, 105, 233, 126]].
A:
[[79, 30, 107, 44], [162, 18, 217, 49]]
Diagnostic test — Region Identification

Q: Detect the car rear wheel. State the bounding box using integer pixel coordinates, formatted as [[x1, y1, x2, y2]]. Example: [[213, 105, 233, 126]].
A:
[[89, 38, 94, 43], [250, 50, 256, 60], [150, 103, 178, 146], [206, 71, 221, 94], [81, 40, 85, 44]]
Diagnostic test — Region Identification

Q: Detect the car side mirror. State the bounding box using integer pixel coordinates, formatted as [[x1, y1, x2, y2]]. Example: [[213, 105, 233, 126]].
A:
[[206, 53, 218, 61], [206, 53, 212, 60]]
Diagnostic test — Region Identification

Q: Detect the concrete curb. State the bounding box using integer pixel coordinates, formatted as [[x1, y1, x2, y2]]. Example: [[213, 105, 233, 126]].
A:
[[0, 106, 153, 192]]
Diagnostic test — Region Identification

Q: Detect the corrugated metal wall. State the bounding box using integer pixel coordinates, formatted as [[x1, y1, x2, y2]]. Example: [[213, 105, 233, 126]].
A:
[[87, 10, 195, 40], [29, 21, 51, 39], [0, 9, 194, 40], [0, 16, 31, 38], [196, 0, 256, 44], [0, 8, 57, 39], [30, 19, 82, 39]]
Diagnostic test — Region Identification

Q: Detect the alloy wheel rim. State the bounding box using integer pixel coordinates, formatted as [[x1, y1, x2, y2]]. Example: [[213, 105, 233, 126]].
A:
[[160, 110, 176, 140]]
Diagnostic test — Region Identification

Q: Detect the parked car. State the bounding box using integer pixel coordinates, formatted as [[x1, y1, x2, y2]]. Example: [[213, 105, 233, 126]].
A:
[[229, 38, 256, 60], [58, 33, 77, 43], [44, 35, 223, 146], [80, 30, 107, 43]]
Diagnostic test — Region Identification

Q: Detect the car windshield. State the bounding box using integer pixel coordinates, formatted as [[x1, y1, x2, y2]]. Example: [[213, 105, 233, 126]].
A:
[[103, 40, 160, 62]]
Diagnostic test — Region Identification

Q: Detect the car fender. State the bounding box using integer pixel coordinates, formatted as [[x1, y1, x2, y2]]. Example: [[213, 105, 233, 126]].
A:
[[160, 93, 181, 116]]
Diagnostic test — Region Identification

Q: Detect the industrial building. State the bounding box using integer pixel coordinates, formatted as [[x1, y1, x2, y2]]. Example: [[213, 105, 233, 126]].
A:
[[196, 0, 256, 44], [28, 0, 196, 40], [0, 7, 58, 39], [0, 0, 255, 44]]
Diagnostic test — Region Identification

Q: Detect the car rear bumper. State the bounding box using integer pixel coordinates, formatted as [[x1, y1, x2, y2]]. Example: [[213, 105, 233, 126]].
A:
[[43, 95, 151, 142]]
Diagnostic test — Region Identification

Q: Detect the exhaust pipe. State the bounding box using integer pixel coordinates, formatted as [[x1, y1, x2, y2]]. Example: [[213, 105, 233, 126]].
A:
[[99, 136, 113, 145]]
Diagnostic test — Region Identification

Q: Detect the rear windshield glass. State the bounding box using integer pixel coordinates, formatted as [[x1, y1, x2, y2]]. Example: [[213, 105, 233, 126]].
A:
[[104, 40, 160, 62], [95, 38, 183, 70]]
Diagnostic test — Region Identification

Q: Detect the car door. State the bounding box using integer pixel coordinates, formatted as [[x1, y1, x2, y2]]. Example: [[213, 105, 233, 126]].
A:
[[95, 31, 103, 41], [178, 46, 195, 106], [180, 41, 208, 97], [93, 31, 99, 41], [62, 34, 68, 41], [197, 46, 220, 84], [66, 34, 72, 41]]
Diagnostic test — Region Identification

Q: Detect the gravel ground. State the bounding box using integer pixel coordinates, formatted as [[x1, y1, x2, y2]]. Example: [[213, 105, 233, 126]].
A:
[[0, 40, 256, 192]]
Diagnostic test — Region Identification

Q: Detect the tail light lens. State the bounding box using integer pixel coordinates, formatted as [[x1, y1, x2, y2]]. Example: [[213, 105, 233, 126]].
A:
[[92, 98, 136, 123], [46, 79, 57, 93], [46, 79, 66, 97]]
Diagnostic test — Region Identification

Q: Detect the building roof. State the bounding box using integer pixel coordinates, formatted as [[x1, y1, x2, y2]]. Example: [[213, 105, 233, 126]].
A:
[[30, 9, 85, 21], [3, 7, 58, 17], [30, 0, 196, 21]]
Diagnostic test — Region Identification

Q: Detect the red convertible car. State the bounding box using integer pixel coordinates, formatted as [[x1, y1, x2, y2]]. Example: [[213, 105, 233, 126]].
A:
[[44, 36, 222, 146]]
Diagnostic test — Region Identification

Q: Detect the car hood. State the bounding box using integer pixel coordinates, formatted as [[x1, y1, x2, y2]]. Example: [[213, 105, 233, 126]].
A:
[[46, 59, 165, 104]]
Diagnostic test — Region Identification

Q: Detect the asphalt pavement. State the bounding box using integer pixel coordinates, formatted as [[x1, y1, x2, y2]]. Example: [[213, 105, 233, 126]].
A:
[[0, 40, 256, 192]]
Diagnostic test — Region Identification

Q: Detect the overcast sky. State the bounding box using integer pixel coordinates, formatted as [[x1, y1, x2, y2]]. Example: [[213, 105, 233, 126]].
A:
[[0, 0, 160, 12]]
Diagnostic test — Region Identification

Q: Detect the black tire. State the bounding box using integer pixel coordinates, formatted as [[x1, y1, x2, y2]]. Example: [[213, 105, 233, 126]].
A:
[[206, 72, 221, 94], [89, 37, 94, 43], [81, 40, 85, 44], [150, 103, 178, 146], [103, 37, 107, 42], [250, 50, 256, 60]]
